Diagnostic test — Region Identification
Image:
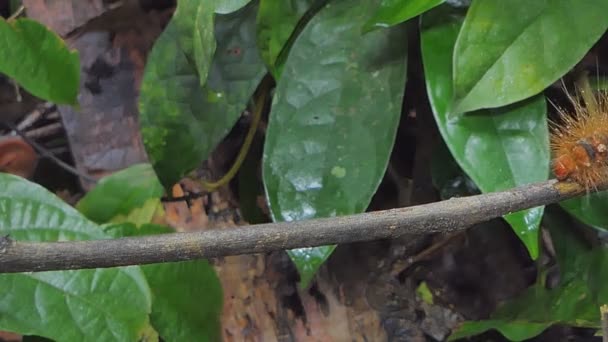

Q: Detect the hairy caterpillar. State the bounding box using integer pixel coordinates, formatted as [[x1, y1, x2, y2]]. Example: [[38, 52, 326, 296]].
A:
[[550, 77, 608, 190]]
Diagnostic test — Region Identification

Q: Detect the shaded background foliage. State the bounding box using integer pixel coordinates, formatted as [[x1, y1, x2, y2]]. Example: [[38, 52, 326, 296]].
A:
[[1, 0, 608, 341]]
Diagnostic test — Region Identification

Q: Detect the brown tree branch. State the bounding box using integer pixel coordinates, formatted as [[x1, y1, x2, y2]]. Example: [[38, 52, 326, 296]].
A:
[[0, 179, 593, 273]]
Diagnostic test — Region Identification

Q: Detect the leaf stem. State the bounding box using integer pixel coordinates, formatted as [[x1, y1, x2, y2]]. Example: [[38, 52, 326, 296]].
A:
[[199, 82, 268, 191]]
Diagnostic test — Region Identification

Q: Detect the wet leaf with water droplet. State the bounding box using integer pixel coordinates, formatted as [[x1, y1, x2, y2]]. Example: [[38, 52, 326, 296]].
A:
[[263, 0, 408, 287]]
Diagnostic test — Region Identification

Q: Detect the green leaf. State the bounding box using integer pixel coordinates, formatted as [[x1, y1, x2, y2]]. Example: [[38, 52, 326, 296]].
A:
[[0, 18, 79, 104], [0, 174, 153, 341], [143, 261, 223, 342], [543, 208, 591, 281], [110, 223, 223, 342], [103, 222, 173, 238], [263, 0, 408, 287], [256, 0, 318, 77], [76, 163, 164, 224], [450, 320, 549, 341], [561, 192, 608, 231], [194, 2, 217, 85], [139, 1, 266, 187], [452, 0, 608, 113], [364, 0, 444, 32], [416, 281, 434, 305], [450, 211, 601, 341], [421, 6, 549, 259], [216, 0, 251, 14], [108, 198, 164, 227]]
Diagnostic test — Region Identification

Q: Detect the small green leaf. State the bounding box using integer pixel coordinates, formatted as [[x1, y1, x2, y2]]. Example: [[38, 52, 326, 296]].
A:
[[421, 6, 549, 259], [364, 0, 444, 32], [108, 198, 164, 227], [0, 174, 153, 342], [452, 0, 608, 113], [0, 18, 79, 104], [139, 1, 266, 187], [263, 0, 408, 287], [76, 163, 164, 224], [416, 281, 434, 305], [256, 0, 318, 77]]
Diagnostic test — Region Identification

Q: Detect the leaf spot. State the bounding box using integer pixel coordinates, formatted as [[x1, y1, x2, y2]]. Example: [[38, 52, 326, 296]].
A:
[[331, 166, 346, 178]]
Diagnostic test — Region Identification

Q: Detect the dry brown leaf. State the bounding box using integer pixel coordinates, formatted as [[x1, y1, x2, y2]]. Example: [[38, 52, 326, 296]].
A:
[[0, 136, 37, 178]]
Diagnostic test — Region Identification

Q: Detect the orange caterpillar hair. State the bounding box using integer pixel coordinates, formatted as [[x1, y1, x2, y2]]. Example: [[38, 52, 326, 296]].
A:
[[550, 82, 608, 190]]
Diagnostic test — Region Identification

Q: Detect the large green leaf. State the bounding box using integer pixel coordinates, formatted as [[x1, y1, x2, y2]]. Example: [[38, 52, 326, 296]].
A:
[[452, 0, 608, 114], [364, 0, 444, 32], [450, 211, 602, 341], [0, 18, 79, 104], [263, 0, 408, 287], [76, 163, 164, 224], [256, 0, 318, 77], [0, 174, 153, 341], [139, 1, 266, 187], [421, 7, 549, 258]]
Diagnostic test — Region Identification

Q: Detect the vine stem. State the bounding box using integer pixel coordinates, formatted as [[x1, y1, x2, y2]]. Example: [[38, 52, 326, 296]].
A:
[[199, 81, 268, 191]]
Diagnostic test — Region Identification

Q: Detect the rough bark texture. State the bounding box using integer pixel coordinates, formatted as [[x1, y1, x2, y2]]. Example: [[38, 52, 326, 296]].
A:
[[0, 179, 589, 273]]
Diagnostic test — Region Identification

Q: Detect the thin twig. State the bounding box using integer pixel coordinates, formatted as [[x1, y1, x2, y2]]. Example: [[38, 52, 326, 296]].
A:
[[23, 122, 62, 139], [0, 179, 594, 273], [16, 102, 55, 131], [11, 80, 21, 102], [390, 231, 465, 277], [7, 5, 25, 21]]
